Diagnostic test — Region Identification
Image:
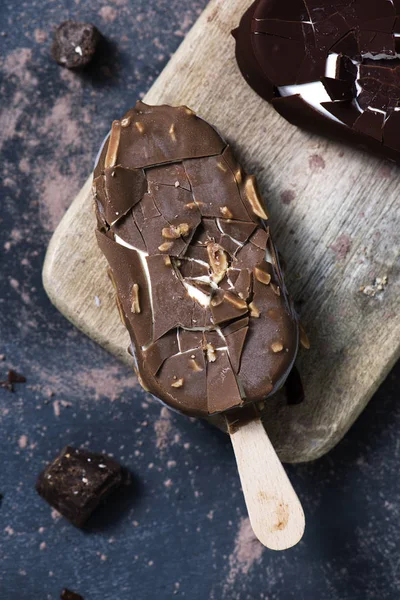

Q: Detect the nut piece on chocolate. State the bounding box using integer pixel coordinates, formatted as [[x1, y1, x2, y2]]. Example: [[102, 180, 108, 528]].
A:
[[233, 0, 400, 164], [61, 590, 84, 600], [36, 446, 123, 527], [93, 102, 300, 418], [51, 21, 100, 69]]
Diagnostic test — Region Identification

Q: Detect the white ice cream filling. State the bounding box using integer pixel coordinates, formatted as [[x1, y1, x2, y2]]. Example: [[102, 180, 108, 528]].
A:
[[278, 48, 400, 125]]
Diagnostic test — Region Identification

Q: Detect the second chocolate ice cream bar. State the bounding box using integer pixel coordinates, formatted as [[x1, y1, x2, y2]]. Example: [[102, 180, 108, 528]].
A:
[[93, 102, 299, 418], [233, 0, 400, 164]]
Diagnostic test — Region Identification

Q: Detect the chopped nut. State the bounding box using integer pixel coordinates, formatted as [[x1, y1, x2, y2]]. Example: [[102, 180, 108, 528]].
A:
[[299, 323, 310, 350], [130, 283, 140, 314], [183, 107, 195, 116], [359, 275, 388, 297], [158, 241, 174, 252], [210, 292, 224, 307], [220, 206, 233, 219], [249, 301, 260, 318], [270, 283, 281, 296], [235, 168, 242, 184], [205, 343, 217, 363], [217, 161, 227, 172], [174, 181, 180, 188], [135, 121, 144, 134], [105, 121, 121, 169], [189, 359, 203, 372], [207, 242, 228, 284], [121, 117, 131, 128], [185, 201, 205, 210], [224, 290, 248, 310], [162, 223, 191, 239], [254, 267, 271, 285], [171, 378, 184, 388], [244, 175, 269, 220], [163, 255, 172, 267], [271, 342, 284, 353], [169, 123, 176, 142]]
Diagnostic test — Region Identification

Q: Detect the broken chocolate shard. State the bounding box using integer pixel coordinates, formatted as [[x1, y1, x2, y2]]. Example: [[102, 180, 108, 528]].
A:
[[234, 269, 252, 300], [36, 446, 123, 528], [226, 326, 248, 373], [207, 352, 243, 413], [101, 102, 225, 171], [233, 0, 400, 164], [94, 103, 300, 417], [94, 167, 146, 226], [143, 329, 179, 376], [51, 21, 100, 69], [210, 290, 249, 325]]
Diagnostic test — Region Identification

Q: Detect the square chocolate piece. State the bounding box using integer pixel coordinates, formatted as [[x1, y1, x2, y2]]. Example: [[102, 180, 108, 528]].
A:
[[36, 446, 123, 527]]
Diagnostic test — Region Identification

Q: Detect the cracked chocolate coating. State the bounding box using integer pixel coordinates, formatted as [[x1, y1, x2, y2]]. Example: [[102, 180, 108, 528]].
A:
[[233, 0, 400, 163], [93, 102, 299, 417]]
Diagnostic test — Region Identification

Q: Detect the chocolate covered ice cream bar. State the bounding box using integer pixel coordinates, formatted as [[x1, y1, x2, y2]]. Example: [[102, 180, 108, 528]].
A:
[[93, 102, 306, 550], [93, 102, 300, 418], [233, 0, 400, 163]]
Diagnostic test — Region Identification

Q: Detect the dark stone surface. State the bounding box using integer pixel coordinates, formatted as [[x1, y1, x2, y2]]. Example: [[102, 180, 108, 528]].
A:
[[0, 1, 399, 599]]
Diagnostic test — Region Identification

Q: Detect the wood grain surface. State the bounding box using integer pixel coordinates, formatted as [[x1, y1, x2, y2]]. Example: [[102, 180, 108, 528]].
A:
[[42, 0, 400, 463]]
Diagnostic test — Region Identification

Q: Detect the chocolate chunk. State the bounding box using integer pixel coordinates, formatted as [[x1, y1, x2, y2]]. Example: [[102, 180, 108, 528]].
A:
[[94, 104, 300, 417], [233, 0, 400, 164], [51, 21, 100, 69], [61, 590, 84, 600], [36, 446, 123, 527]]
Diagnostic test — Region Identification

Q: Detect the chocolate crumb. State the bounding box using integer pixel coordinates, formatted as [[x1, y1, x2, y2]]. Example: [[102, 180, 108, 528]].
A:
[[0, 370, 26, 393], [51, 21, 101, 69]]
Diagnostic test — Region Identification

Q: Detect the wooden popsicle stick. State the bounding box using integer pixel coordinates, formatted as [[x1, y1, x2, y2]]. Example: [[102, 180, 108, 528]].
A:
[[226, 410, 305, 550]]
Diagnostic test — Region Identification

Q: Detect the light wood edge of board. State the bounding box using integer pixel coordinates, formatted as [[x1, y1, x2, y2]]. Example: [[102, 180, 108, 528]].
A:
[[227, 414, 305, 550]]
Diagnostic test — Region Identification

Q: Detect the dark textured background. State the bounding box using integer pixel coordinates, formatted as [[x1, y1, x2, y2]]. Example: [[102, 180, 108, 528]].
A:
[[0, 1, 399, 599]]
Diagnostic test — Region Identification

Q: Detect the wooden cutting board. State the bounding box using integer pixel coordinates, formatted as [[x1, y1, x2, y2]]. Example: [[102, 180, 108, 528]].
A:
[[42, 0, 399, 463]]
